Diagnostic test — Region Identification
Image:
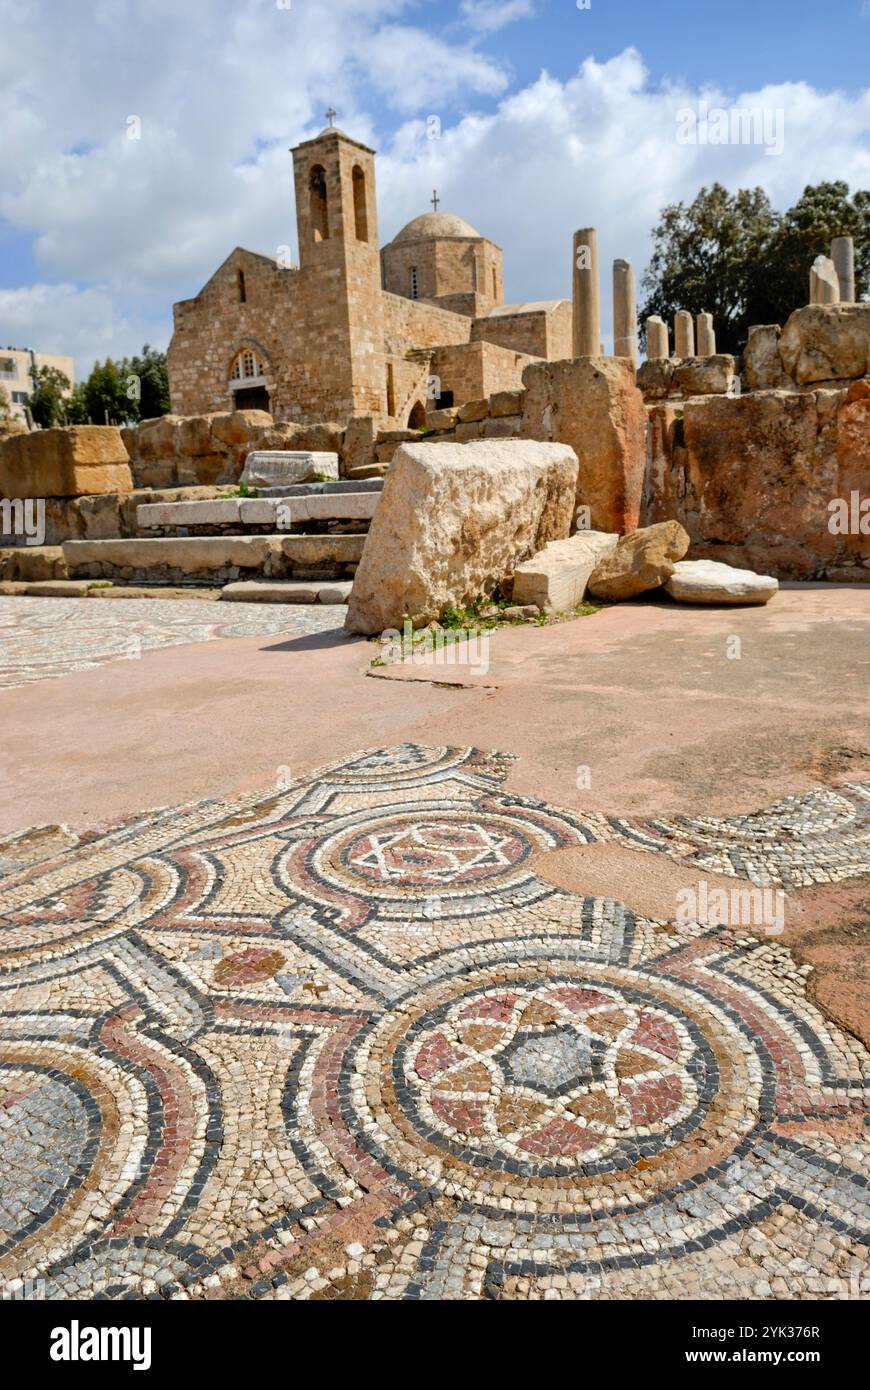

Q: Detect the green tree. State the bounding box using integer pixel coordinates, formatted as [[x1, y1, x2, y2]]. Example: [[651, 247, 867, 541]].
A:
[[28, 364, 72, 428], [750, 181, 870, 326], [640, 180, 870, 356], [82, 357, 131, 425], [124, 344, 170, 419]]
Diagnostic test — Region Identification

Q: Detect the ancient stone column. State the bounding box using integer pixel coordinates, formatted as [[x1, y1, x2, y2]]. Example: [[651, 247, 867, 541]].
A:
[[645, 316, 669, 360], [612, 259, 638, 364], [572, 228, 600, 357], [674, 310, 695, 359], [809, 255, 840, 305], [696, 312, 716, 357], [831, 236, 855, 303]]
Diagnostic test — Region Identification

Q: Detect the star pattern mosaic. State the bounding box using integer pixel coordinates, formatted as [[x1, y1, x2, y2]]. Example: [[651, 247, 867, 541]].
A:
[[0, 744, 867, 1301], [0, 596, 346, 690]]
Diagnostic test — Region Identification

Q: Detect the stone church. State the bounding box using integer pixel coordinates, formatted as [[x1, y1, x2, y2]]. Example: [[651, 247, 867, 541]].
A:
[[167, 121, 571, 427]]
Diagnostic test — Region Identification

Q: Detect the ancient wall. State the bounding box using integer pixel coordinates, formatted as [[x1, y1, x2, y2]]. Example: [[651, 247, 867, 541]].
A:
[[473, 301, 572, 361], [381, 292, 472, 354], [645, 383, 870, 581], [121, 410, 345, 490], [432, 341, 539, 406]]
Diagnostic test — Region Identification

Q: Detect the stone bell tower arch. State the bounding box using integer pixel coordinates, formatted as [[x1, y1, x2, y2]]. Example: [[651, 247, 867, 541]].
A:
[[291, 118, 385, 418]]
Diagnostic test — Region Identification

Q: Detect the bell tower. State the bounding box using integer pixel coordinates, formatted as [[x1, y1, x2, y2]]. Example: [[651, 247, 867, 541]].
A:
[[291, 118, 384, 418]]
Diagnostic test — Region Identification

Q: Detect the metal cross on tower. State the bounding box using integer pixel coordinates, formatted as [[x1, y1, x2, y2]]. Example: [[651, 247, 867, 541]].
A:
[[325, 107, 337, 128], [430, 190, 440, 212]]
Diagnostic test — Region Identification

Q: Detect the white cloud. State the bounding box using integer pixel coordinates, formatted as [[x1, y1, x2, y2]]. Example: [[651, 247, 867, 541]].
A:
[[378, 52, 870, 345], [2, 5, 869, 368], [0, 284, 169, 382], [460, 0, 536, 34]]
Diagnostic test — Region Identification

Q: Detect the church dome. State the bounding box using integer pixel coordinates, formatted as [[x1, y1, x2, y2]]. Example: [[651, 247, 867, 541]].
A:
[[392, 211, 481, 243]]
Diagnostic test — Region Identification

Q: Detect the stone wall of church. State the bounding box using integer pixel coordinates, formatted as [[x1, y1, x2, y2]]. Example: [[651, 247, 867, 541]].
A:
[[472, 301, 572, 361], [382, 292, 472, 354], [431, 341, 540, 404]]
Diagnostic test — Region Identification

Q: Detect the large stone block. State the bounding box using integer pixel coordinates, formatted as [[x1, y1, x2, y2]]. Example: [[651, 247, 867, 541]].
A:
[[345, 439, 579, 635], [672, 354, 736, 396], [511, 530, 617, 610], [521, 357, 646, 533], [0, 426, 133, 499], [682, 392, 840, 557], [779, 303, 870, 384]]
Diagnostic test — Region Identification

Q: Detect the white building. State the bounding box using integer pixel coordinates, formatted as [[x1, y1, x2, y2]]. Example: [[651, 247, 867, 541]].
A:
[[0, 347, 75, 423]]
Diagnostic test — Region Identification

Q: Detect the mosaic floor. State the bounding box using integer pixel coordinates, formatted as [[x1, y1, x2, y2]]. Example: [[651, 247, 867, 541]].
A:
[[0, 596, 345, 690], [0, 745, 867, 1301]]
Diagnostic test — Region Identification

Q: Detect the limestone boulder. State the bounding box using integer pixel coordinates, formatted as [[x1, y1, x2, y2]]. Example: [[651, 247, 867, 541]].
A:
[[458, 398, 489, 424], [637, 358, 679, 400], [137, 415, 181, 459], [588, 520, 689, 600], [779, 303, 870, 384], [210, 410, 273, 447], [672, 354, 736, 397], [344, 439, 579, 635], [744, 325, 791, 391], [0, 426, 133, 499], [521, 357, 647, 533], [178, 415, 216, 457], [490, 390, 524, 418], [665, 560, 778, 604], [512, 530, 617, 610]]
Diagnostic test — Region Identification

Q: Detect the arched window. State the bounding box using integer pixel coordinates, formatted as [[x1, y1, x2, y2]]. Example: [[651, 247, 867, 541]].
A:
[[409, 266, 418, 300], [408, 400, 426, 429], [236, 269, 247, 303], [352, 165, 368, 242], [492, 268, 497, 298], [309, 164, 329, 242], [230, 349, 266, 382]]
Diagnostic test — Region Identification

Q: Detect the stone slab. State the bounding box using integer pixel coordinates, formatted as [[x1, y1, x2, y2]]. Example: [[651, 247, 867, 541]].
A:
[[512, 530, 618, 610], [220, 581, 320, 604], [24, 580, 97, 597], [664, 559, 779, 604], [239, 450, 339, 487], [316, 581, 353, 604]]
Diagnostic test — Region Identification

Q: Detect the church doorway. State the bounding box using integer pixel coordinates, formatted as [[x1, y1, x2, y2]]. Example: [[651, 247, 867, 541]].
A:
[[233, 385, 270, 412]]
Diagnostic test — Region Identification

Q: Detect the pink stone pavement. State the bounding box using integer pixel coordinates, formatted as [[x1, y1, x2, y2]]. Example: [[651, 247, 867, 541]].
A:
[[1, 584, 867, 836]]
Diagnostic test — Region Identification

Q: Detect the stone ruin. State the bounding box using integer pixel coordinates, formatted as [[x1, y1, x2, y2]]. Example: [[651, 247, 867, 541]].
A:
[[0, 231, 867, 611]]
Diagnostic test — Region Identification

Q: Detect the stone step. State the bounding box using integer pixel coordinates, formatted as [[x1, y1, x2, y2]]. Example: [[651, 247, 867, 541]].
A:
[[137, 491, 378, 530], [62, 534, 365, 584], [220, 579, 352, 605]]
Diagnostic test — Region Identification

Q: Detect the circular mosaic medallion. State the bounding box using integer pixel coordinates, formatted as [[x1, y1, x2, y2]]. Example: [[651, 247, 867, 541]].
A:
[[396, 979, 709, 1170], [342, 818, 530, 888], [345, 956, 766, 1208], [308, 808, 544, 908]]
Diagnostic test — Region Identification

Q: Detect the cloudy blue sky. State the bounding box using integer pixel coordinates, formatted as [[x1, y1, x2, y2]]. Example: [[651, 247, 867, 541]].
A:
[[1, 0, 869, 375]]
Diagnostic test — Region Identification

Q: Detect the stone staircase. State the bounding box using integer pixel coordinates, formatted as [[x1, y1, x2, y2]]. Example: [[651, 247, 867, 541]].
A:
[[7, 479, 384, 605]]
